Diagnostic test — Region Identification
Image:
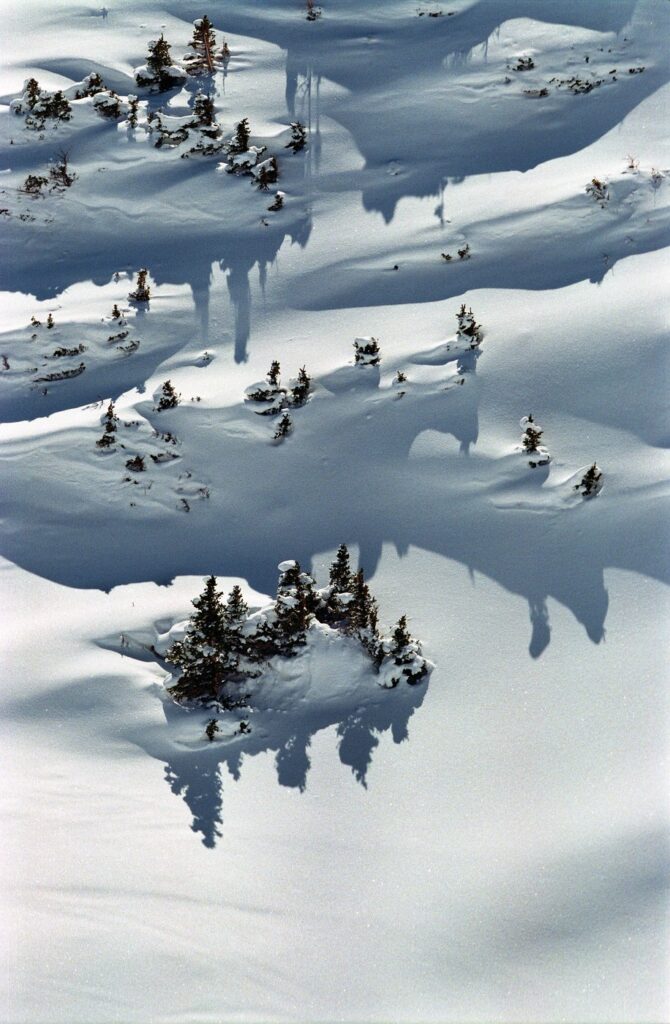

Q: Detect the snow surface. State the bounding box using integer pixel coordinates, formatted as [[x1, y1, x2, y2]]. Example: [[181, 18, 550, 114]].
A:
[[1, 1, 669, 1021]]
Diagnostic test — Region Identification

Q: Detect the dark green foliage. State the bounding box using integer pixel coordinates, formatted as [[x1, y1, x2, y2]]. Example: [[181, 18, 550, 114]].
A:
[[348, 569, 380, 659], [184, 16, 218, 75], [285, 121, 307, 152], [575, 463, 603, 498], [267, 360, 281, 387], [127, 95, 139, 128], [125, 454, 145, 472], [129, 268, 150, 303], [205, 718, 219, 741], [46, 313, 55, 329], [271, 562, 315, 655], [267, 191, 284, 211], [273, 412, 292, 440], [229, 117, 250, 154], [290, 366, 311, 406], [111, 304, 122, 319], [354, 337, 380, 366], [521, 414, 543, 453], [75, 72, 106, 99], [329, 544, 352, 592], [136, 35, 184, 92], [46, 91, 71, 121], [157, 380, 180, 410], [25, 78, 42, 109], [255, 156, 278, 191], [192, 92, 216, 127], [23, 174, 48, 195]]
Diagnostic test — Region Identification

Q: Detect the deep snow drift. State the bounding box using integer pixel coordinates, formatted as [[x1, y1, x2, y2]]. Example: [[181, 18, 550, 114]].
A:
[[1, 1, 669, 1022]]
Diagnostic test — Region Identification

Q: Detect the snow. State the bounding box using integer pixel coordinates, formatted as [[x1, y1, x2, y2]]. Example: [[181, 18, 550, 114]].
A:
[[0, 0, 669, 1021]]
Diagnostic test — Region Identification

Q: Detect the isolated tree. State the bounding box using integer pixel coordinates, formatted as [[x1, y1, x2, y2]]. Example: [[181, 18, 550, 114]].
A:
[[75, 72, 106, 98], [127, 95, 140, 128], [456, 305, 482, 347], [575, 463, 603, 498], [267, 360, 281, 388], [329, 543, 352, 592], [156, 380, 180, 410], [354, 337, 381, 366], [129, 268, 151, 303], [273, 412, 292, 440], [46, 313, 55, 329], [290, 366, 311, 406], [125, 454, 145, 472], [348, 569, 380, 658], [167, 576, 246, 704], [228, 117, 250, 154], [285, 122, 307, 152], [205, 718, 219, 741], [49, 150, 76, 189], [96, 399, 119, 447], [520, 414, 543, 453], [111, 304, 122, 320]]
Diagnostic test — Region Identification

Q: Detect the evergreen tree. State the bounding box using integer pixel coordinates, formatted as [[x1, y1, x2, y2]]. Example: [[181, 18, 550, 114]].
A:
[[46, 90, 72, 122], [135, 35, 186, 92], [354, 337, 381, 366], [520, 414, 543, 453], [157, 380, 180, 410], [271, 561, 314, 655], [129, 268, 151, 303], [205, 718, 219, 741], [184, 16, 222, 76], [329, 543, 352, 592], [167, 576, 247, 704], [96, 399, 119, 448], [285, 121, 307, 152], [456, 305, 482, 347], [127, 95, 140, 128], [575, 463, 603, 498], [125, 454, 145, 472], [46, 313, 55, 329], [267, 190, 285, 212], [255, 156, 278, 191], [192, 91, 216, 127], [267, 360, 281, 388], [228, 117, 250, 154], [75, 72, 106, 99], [381, 616, 428, 685], [223, 585, 250, 666], [273, 412, 292, 440], [290, 366, 311, 406], [348, 569, 380, 658], [111, 304, 122, 320]]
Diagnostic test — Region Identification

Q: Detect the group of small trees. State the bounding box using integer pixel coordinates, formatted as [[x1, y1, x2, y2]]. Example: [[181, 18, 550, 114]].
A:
[[135, 19, 231, 92], [128, 269, 151, 303], [519, 415, 603, 496], [245, 361, 313, 442], [354, 337, 381, 366], [166, 544, 429, 708], [456, 305, 483, 348], [11, 78, 72, 129], [23, 151, 76, 197]]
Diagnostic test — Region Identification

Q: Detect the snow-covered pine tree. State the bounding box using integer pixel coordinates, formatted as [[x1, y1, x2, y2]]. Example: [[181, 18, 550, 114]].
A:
[[379, 615, 429, 687], [156, 380, 180, 410], [92, 90, 123, 119], [354, 337, 381, 366], [125, 454, 145, 472], [192, 91, 216, 127], [254, 156, 279, 191], [321, 543, 354, 624], [267, 190, 285, 212], [520, 414, 550, 468], [46, 313, 55, 329], [268, 360, 281, 388], [575, 463, 603, 498], [75, 72, 106, 99], [45, 90, 72, 122], [329, 543, 352, 593], [111, 304, 122, 320], [167, 576, 248, 705], [271, 560, 315, 655], [96, 399, 119, 448], [285, 122, 307, 152], [184, 16, 226, 76], [456, 304, 482, 347], [223, 584, 250, 667], [289, 366, 312, 406], [126, 95, 140, 128], [24, 78, 42, 110], [228, 117, 250, 154], [273, 412, 292, 440], [135, 35, 187, 92], [129, 269, 151, 303]]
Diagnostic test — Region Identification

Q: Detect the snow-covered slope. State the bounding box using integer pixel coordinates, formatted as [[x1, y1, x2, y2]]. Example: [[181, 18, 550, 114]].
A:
[[1, 1, 668, 1022]]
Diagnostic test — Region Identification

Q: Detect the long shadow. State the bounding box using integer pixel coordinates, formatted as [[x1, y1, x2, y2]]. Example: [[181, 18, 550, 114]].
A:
[[152, 677, 426, 847]]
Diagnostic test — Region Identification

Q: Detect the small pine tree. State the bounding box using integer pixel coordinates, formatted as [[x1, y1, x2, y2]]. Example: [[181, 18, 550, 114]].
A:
[[46, 313, 55, 329], [285, 122, 307, 152], [382, 616, 428, 685], [46, 90, 72, 122], [255, 156, 278, 191], [191, 91, 216, 128], [229, 117, 250, 154], [267, 360, 281, 388], [25, 78, 42, 110], [129, 269, 150, 303], [354, 337, 381, 366], [111, 304, 122, 320], [290, 366, 311, 406], [184, 16, 221, 76], [125, 454, 145, 472], [96, 400, 119, 449], [575, 463, 603, 498], [136, 35, 185, 92], [329, 543, 352, 592], [521, 414, 543, 453], [75, 72, 106, 99], [272, 561, 314, 654], [348, 569, 381, 657], [127, 95, 139, 128], [157, 380, 180, 410], [273, 412, 292, 440]]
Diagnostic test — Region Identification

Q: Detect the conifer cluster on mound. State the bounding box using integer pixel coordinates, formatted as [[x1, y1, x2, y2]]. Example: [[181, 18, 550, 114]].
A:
[[182, 16, 230, 77], [245, 362, 312, 443], [10, 78, 72, 129], [134, 35, 187, 92], [165, 544, 431, 707]]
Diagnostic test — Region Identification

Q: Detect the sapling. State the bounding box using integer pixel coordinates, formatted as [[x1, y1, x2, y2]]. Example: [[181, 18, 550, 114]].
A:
[[125, 454, 145, 472], [273, 412, 293, 440], [520, 414, 550, 467], [184, 16, 221, 76], [290, 366, 311, 406], [129, 269, 151, 303], [354, 337, 381, 366], [228, 117, 250, 154], [575, 463, 603, 498], [456, 305, 482, 347], [135, 35, 186, 92], [254, 156, 279, 191], [285, 122, 307, 152], [46, 313, 55, 329], [156, 380, 180, 410]]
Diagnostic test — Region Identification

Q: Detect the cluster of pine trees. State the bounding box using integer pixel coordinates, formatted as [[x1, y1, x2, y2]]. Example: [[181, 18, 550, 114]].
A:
[[166, 544, 429, 708], [519, 415, 603, 494], [245, 361, 313, 442]]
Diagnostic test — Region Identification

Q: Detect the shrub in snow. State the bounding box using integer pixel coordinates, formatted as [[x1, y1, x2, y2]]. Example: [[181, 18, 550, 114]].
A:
[[96, 399, 119, 448], [394, 370, 407, 384], [253, 156, 279, 191], [46, 313, 55, 329], [167, 576, 251, 706], [245, 360, 286, 411], [456, 305, 482, 348], [354, 337, 381, 366], [74, 72, 106, 99], [34, 362, 86, 383], [586, 177, 609, 206], [205, 718, 219, 741], [22, 174, 49, 195], [156, 380, 180, 410], [125, 454, 145, 472], [135, 36, 187, 92], [111, 304, 123, 320], [273, 412, 293, 441], [457, 244, 471, 260], [183, 16, 228, 76], [306, 0, 322, 20], [285, 122, 307, 153], [181, 92, 224, 157], [128, 269, 150, 303], [575, 463, 603, 498], [378, 616, 429, 687], [520, 414, 551, 467], [267, 190, 285, 211], [48, 150, 76, 189]]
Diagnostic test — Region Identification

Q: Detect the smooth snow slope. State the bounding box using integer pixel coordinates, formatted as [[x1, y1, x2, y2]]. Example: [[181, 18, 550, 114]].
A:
[[1, 1, 669, 1021]]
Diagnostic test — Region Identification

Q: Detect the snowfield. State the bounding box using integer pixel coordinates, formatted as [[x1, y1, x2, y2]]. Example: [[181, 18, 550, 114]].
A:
[[1, 1, 668, 1022]]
